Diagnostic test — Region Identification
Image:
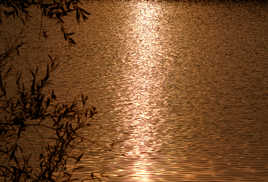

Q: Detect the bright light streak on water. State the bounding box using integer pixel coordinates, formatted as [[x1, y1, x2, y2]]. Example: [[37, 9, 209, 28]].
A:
[[122, 2, 165, 181]]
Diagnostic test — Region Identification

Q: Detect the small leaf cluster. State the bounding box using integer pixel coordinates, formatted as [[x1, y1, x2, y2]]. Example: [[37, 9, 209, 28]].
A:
[[0, 0, 91, 44], [0, 54, 97, 182]]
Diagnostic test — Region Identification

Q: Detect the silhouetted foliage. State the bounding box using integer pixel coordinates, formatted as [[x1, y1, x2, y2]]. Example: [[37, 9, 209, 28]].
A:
[[0, 0, 96, 181], [0, 0, 90, 44], [0, 56, 97, 181]]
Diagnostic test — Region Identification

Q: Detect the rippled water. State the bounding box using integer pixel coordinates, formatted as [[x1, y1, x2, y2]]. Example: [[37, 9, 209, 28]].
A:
[[2, 0, 268, 181]]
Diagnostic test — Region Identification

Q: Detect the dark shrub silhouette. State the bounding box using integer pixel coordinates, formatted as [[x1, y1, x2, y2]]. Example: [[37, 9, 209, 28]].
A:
[[0, 1, 95, 181]]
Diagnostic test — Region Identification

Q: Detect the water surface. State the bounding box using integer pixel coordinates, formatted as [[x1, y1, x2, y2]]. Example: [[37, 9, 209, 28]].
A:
[[4, 1, 268, 181]]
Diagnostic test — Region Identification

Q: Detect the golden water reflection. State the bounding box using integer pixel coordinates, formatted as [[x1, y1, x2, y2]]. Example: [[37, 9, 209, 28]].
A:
[[122, 2, 164, 181]]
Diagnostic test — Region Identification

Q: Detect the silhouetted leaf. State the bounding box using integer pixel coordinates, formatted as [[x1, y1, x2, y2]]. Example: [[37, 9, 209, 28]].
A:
[[68, 38, 76, 44], [75, 154, 83, 163], [56, 13, 64, 23], [66, 32, 75, 36], [76, 8, 80, 22]]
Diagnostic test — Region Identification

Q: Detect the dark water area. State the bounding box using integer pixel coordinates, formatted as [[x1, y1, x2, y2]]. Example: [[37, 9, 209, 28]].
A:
[[1, 0, 268, 181]]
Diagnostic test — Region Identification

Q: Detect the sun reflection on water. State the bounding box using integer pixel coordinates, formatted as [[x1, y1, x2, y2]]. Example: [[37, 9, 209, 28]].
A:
[[122, 2, 163, 181]]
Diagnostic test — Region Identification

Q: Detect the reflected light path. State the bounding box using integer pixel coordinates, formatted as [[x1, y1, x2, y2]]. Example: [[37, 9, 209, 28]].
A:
[[122, 2, 164, 182]]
